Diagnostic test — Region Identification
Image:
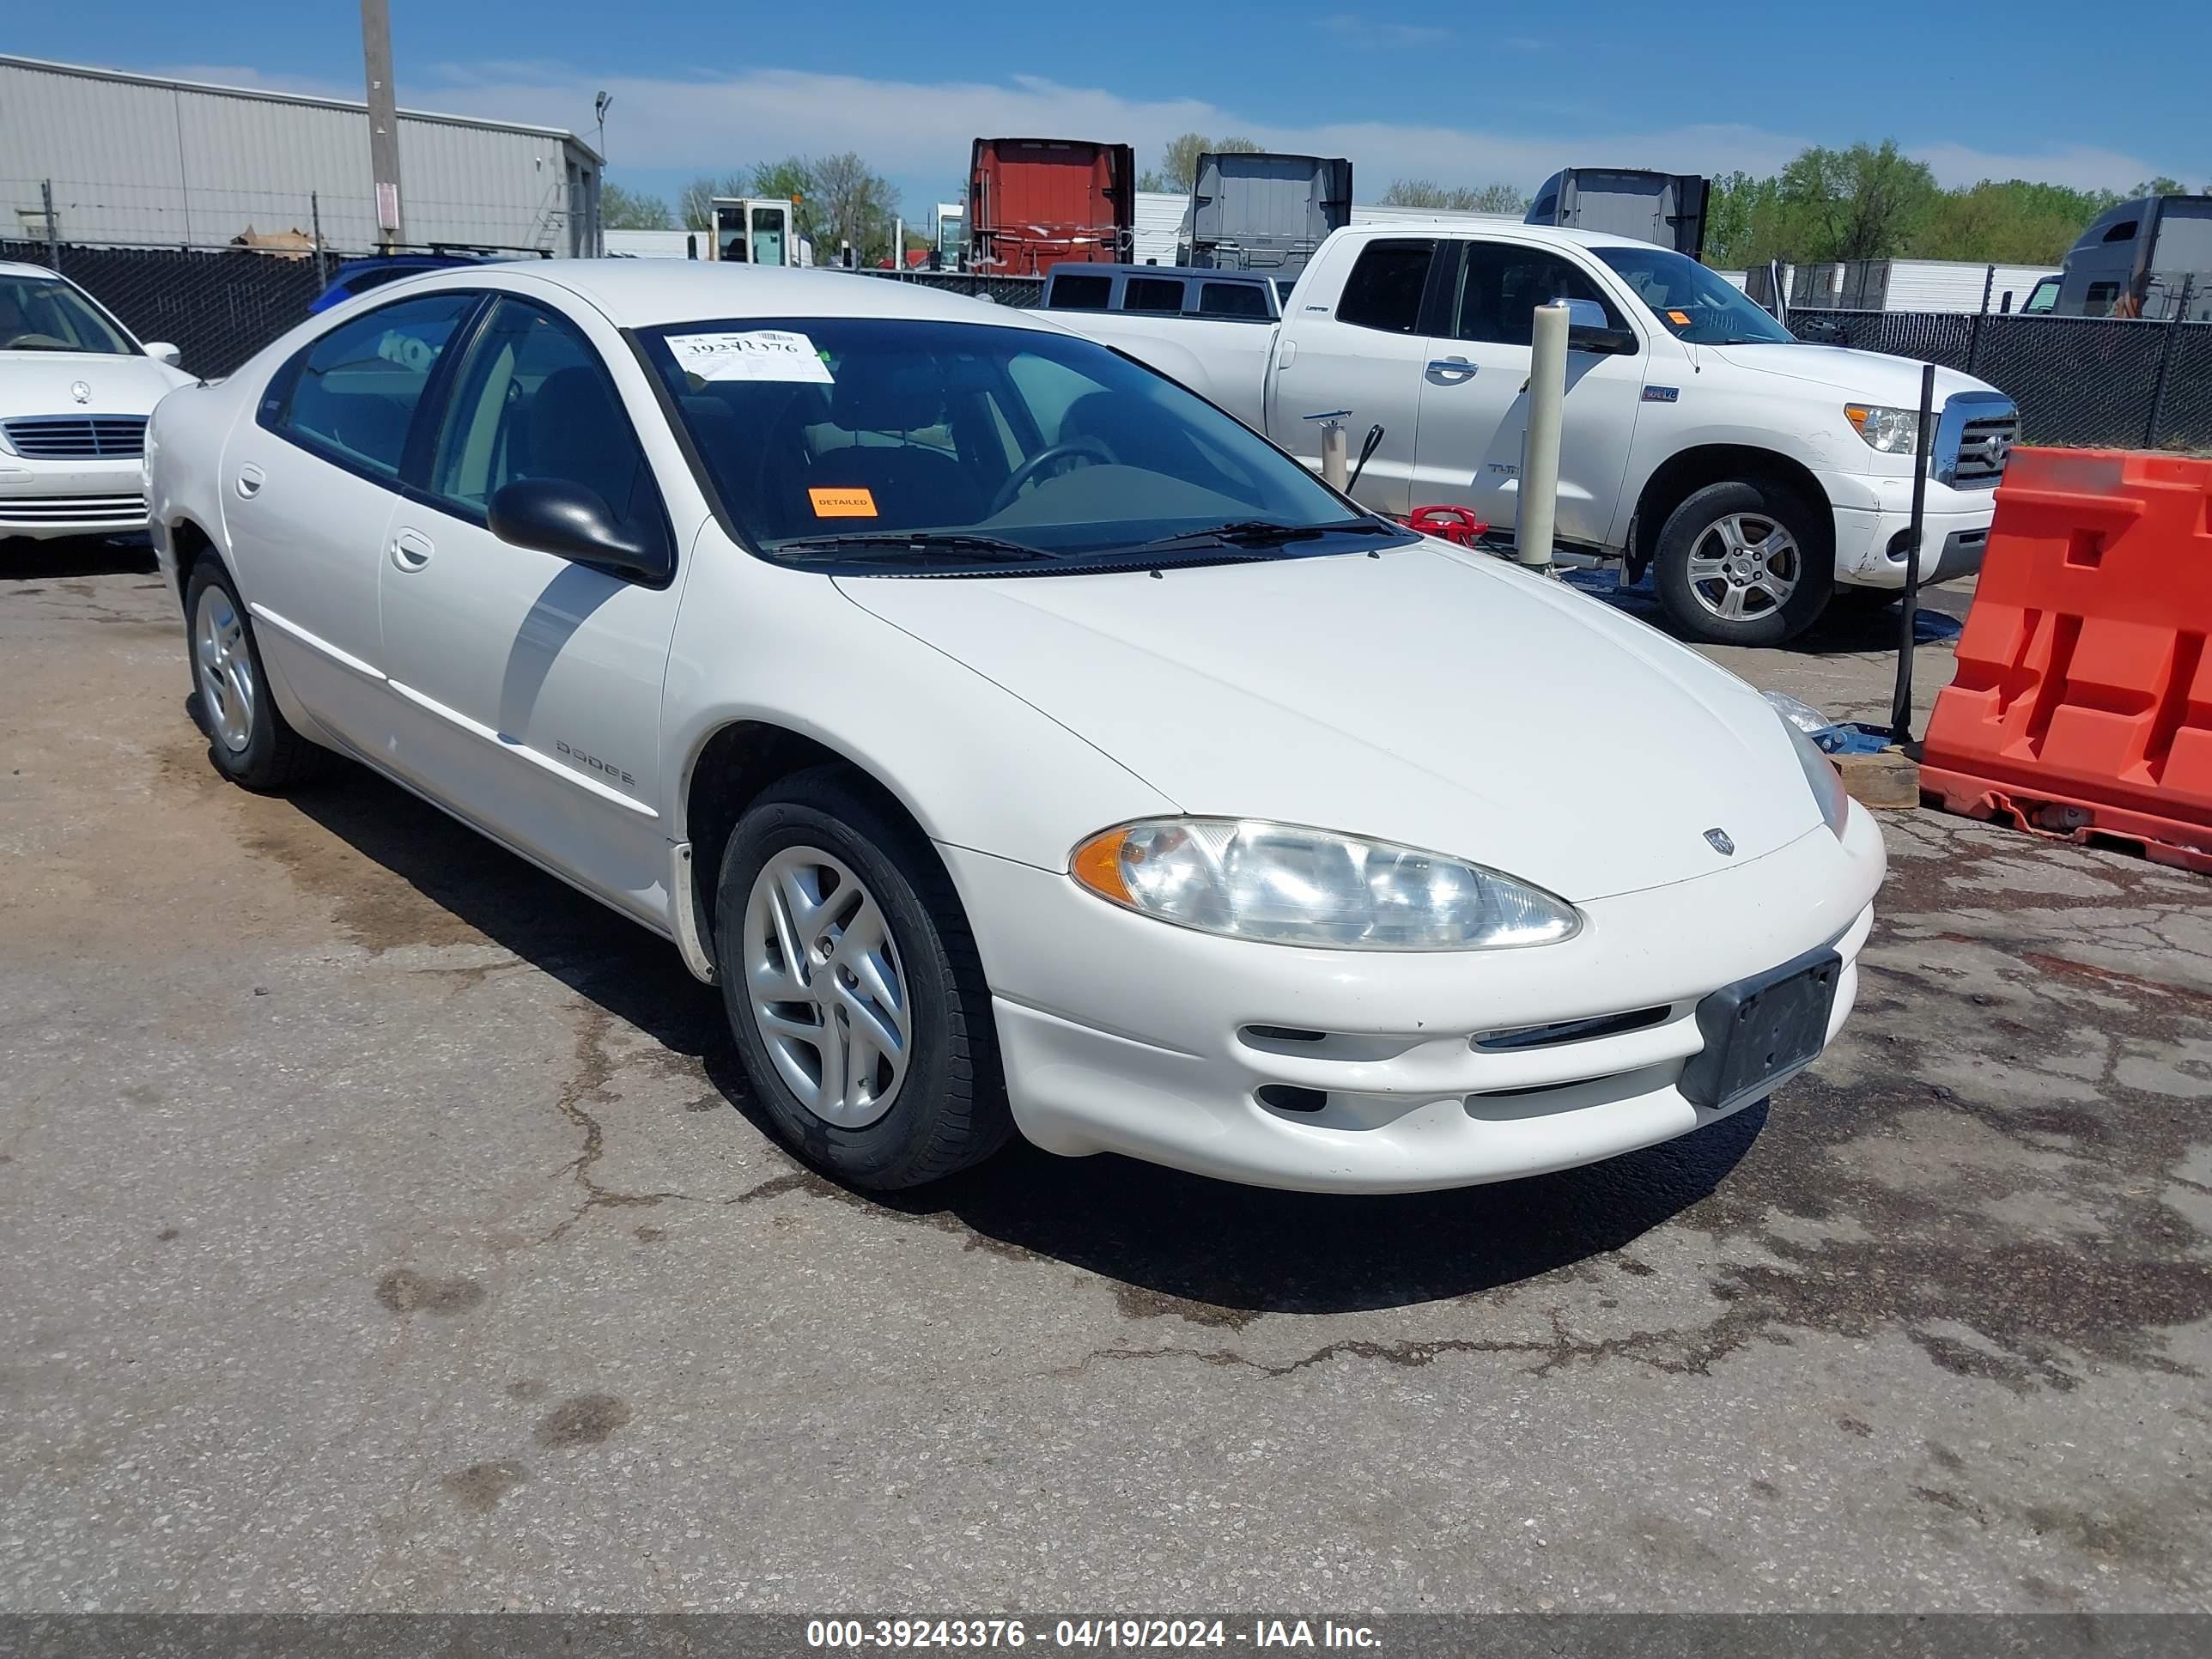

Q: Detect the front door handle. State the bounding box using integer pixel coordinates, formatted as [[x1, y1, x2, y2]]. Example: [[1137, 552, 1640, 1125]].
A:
[[234, 464, 264, 499], [391, 530, 434, 572]]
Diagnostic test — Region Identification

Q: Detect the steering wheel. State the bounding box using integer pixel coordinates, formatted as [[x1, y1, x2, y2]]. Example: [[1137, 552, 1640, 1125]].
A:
[[988, 437, 1114, 517], [3, 332, 72, 350]]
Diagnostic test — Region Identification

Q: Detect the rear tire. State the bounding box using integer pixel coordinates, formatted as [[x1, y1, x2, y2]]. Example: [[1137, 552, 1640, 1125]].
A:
[[713, 766, 1012, 1190], [1653, 478, 1832, 647], [185, 558, 322, 793]]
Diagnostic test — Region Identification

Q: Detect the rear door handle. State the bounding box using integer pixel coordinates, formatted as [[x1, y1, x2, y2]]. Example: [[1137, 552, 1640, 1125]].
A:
[[234, 464, 264, 498], [391, 529, 434, 572], [1425, 357, 1478, 380]]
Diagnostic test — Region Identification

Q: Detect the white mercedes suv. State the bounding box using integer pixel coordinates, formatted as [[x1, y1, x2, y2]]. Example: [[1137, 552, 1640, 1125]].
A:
[[1, 261, 192, 543]]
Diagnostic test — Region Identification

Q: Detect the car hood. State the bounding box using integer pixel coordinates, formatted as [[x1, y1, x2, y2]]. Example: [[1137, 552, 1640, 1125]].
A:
[[837, 544, 1825, 902], [0, 351, 191, 418], [1705, 342, 1997, 404]]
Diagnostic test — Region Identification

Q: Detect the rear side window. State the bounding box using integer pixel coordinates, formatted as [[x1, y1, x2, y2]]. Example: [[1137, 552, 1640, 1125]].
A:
[[1124, 277, 1186, 313], [275, 291, 478, 477], [1199, 282, 1269, 319], [1047, 275, 1112, 309], [1335, 240, 1435, 333], [428, 296, 664, 550]]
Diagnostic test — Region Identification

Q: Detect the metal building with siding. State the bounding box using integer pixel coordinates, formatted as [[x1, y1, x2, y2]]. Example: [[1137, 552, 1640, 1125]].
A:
[[0, 54, 601, 255]]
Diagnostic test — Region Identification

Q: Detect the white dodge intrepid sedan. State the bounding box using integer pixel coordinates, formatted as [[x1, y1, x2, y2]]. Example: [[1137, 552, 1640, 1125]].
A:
[[2, 261, 191, 541], [147, 260, 1885, 1194]]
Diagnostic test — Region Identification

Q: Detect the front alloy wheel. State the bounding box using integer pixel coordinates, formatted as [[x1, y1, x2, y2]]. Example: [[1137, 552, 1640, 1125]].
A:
[[182, 556, 321, 793], [743, 845, 913, 1129], [1653, 478, 1832, 647], [714, 766, 1012, 1189], [193, 581, 257, 754], [1682, 511, 1801, 625]]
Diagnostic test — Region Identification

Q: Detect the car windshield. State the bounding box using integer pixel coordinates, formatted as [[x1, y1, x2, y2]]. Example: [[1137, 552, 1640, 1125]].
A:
[[0, 274, 136, 355], [1590, 246, 1794, 346], [638, 316, 1401, 568]]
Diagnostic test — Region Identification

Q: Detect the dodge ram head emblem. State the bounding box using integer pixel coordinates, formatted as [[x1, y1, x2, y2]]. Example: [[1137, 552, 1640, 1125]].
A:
[[1704, 827, 1735, 856], [70, 380, 91, 404]]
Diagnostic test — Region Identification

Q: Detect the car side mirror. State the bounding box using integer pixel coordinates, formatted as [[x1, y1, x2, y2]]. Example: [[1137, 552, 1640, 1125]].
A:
[[144, 341, 183, 367], [1560, 299, 1637, 356], [488, 478, 670, 584]]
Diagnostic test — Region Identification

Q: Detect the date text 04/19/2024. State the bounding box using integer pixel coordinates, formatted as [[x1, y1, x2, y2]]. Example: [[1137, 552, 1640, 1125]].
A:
[[805, 1620, 1383, 1650]]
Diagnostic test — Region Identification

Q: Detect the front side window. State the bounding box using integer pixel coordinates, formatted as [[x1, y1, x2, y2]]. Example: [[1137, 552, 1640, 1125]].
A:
[[1591, 244, 1792, 345], [429, 296, 663, 546], [1335, 240, 1435, 334], [1449, 246, 1623, 347], [0, 274, 135, 355], [277, 291, 478, 476], [639, 317, 1400, 568]]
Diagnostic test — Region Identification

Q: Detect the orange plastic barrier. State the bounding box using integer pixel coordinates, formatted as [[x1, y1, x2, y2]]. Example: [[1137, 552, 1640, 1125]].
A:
[[1920, 447, 2212, 873]]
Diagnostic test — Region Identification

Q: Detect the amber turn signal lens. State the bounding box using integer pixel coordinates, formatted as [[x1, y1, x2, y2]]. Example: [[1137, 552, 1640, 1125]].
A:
[[1070, 828, 1132, 903]]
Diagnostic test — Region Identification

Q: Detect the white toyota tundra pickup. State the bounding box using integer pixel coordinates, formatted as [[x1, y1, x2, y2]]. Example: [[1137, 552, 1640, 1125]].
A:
[[1047, 224, 2020, 644]]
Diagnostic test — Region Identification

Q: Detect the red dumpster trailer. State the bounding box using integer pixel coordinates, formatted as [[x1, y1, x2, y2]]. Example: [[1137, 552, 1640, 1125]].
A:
[[969, 137, 1136, 275]]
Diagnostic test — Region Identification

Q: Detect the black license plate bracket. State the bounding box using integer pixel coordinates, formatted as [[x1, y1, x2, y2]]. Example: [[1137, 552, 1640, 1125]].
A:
[[1680, 945, 1842, 1115]]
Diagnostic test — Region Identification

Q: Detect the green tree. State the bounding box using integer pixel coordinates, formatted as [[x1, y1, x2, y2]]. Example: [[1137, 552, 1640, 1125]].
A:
[[678, 173, 751, 231], [1917, 179, 2123, 264], [2134, 176, 2185, 197], [1775, 141, 1940, 262], [749, 156, 820, 242], [1379, 179, 1528, 214], [1705, 169, 1798, 267], [1135, 167, 1166, 192], [810, 150, 899, 264], [1158, 133, 1262, 192], [598, 182, 672, 230]]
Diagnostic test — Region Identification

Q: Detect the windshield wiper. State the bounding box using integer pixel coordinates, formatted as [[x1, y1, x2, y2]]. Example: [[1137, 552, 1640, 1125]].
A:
[[1133, 517, 1397, 554], [774, 532, 1052, 563]]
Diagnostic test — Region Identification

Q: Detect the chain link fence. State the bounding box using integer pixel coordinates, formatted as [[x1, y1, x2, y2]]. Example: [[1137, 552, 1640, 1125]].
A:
[[3, 238, 322, 379], [1782, 305, 2211, 452]]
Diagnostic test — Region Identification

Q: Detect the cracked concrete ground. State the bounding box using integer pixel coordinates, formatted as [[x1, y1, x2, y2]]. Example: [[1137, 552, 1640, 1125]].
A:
[[2, 550, 2207, 1613]]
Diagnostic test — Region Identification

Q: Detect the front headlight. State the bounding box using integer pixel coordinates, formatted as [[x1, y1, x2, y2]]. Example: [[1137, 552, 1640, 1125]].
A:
[[1778, 713, 1850, 838], [1070, 818, 1582, 951], [1844, 403, 1920, 454]]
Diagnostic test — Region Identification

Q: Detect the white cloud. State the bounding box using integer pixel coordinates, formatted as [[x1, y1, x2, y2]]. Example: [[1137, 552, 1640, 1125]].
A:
[[154, 58, 2187, 201], [1320, 14, 1455, 48]]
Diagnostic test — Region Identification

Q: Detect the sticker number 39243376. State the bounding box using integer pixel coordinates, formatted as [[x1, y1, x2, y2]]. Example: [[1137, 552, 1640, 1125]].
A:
[[666, 330, 834, 385]]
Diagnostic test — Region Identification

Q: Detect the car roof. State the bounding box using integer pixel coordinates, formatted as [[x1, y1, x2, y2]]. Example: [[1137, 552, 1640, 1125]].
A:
[[0, 260, 65, 281], [456, 259, 1052, 332], [1335, 222, 1653, 254]]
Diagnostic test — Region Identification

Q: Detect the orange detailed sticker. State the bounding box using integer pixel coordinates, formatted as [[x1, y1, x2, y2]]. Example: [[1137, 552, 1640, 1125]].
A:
[[808, 487, 878, 518], [1668, 309, 1693, 325]]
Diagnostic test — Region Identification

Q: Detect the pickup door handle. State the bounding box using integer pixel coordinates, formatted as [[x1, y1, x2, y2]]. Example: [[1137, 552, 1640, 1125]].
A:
[[391, 530, 434, 572], [1425, 357, 1478, 380]]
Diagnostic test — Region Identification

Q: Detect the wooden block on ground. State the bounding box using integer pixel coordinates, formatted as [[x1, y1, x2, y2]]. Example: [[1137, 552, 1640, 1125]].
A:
[[1834, 747, 1920, 810]]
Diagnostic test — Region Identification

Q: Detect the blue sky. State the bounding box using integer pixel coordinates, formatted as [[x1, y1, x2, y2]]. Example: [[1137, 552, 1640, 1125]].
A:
[[12, 3, 2203, 221]]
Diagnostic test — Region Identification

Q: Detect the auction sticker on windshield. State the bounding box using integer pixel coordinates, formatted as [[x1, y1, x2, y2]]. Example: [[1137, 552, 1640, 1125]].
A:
[[667, 330, 835, 384]]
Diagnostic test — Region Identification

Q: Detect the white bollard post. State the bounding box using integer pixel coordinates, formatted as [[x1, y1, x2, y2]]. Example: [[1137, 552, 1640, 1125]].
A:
[[1320, 420, 1349, 491], [1518, 300, 1569, 570]]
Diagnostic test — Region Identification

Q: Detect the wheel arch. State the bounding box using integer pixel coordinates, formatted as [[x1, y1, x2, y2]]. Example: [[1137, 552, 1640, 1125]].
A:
[[679, 720, 954, 951], [1628, 444, 1832, 578], [167, 515, 220, 611]]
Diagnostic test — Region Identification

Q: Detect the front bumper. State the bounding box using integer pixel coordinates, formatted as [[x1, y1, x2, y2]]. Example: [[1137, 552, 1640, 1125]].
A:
[[944, 805, 1887, 1193], [0, 456, 148, 540], [1821, 468, 1997, 590]]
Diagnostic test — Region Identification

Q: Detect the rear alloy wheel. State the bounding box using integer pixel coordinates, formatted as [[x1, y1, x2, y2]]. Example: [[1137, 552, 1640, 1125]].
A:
[[714, 767, 1012, 1189], [1654, 479, 1832, 647], [184, 559, 322, 793]]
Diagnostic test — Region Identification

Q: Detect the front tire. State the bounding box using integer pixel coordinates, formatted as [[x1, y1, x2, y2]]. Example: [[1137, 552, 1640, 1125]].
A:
[[185, 558, 321, 793], [713, 767, 1012, 1190], [1653, 478, 1832, 647]]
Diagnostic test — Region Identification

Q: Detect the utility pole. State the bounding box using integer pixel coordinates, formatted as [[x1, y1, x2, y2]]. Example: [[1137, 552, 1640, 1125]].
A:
[[360, 0, 405, 250]]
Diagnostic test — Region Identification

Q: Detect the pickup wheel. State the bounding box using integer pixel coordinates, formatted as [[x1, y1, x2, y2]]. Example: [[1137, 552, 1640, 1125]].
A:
[[1652, 479, 1832, 647], [713, 767, 1013, 1191], [185, 558, 323, 793]]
